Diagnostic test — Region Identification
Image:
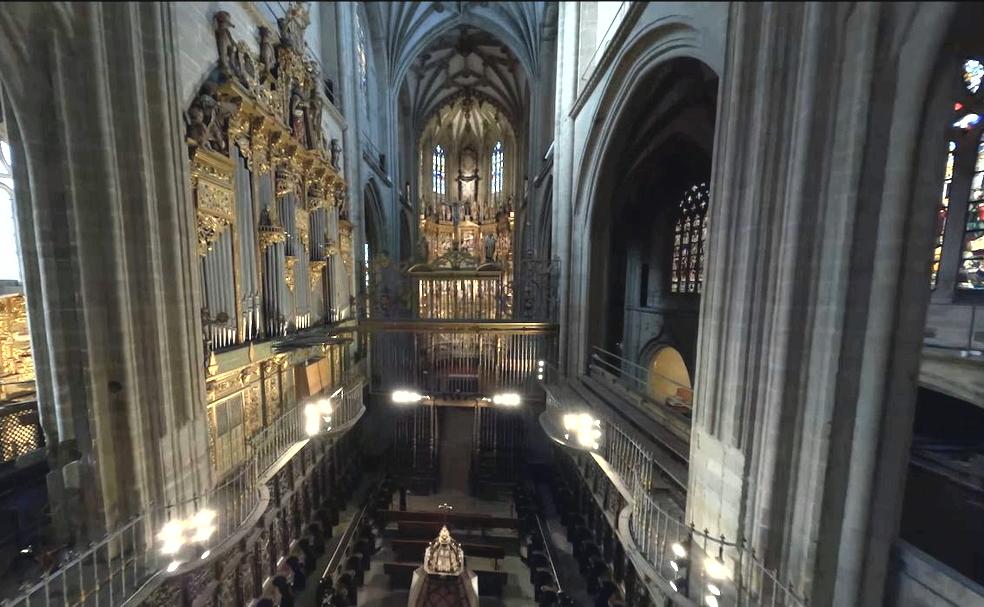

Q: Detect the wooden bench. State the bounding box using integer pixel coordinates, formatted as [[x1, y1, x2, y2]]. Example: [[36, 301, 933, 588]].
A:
[[391, 538, 506, 564], [382, 561, 508, 596], [381, 509, 518, 529]]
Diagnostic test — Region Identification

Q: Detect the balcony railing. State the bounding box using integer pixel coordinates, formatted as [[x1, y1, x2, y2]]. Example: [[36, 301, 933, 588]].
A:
[[0, 399, 43, 464], [628, 473, 807, 607], [364, 321, 557, 398], [2, 374, 367, 607]]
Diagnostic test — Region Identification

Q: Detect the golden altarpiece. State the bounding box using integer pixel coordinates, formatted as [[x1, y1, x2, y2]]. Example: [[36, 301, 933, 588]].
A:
[[411, 96, 516, 320]]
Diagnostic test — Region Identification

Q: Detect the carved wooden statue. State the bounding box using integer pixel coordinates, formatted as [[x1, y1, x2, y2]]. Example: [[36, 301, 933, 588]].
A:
[[198, 81, 229, 154], [259, 26, 277, 80], [307, 93, 324, 151], [484, 232, 496, 261], [330, 138, 341, 169], [185, 105, 209, 150], [289, 84, 308, 147], [214, 11, 236, 76]]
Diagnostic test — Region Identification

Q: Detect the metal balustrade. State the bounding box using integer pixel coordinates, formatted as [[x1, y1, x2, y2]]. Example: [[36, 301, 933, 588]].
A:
[[367, 325, 556, 398], [546, 358, 804, 607], [2, 373, 367, 607], [628, 477, 807, 607], [0, 400, 43, 464]]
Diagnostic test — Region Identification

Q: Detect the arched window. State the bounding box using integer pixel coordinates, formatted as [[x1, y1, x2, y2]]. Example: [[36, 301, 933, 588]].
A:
[[356, 12, 368, 96], [671, 182, 709, 294], [432, 145, 446, 199], [931, 141, 956, 289], [490, 141, 503, 202], [0, 136, 19, 281], [955, 58, 984, 290]]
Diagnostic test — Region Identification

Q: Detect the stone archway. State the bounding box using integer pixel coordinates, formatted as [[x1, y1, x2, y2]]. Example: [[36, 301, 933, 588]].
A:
[[646, 346, 692, 409]]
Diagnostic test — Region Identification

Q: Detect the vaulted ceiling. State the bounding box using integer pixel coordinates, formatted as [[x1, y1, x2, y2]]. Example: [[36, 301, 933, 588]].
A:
[[406, 25, 525, 127], [424, 97, 513, 144], [362, 1, 555, 129]]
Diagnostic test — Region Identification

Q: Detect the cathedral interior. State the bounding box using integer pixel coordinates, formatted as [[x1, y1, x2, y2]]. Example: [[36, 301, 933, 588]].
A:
[[0, 2, 982, 606]]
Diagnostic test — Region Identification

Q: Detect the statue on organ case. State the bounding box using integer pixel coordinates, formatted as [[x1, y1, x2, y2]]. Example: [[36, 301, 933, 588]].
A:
[[289, 84, 307, 146]]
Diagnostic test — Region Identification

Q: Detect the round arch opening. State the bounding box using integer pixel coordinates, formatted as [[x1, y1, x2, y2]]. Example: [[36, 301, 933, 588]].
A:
[[646, 346, 692, 409]]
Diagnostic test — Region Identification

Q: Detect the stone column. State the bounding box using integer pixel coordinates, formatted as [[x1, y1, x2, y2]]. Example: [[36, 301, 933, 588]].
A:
[[552, 2, 580, 374], [0, 2, 211, 540], [688, 3, 955, 605]]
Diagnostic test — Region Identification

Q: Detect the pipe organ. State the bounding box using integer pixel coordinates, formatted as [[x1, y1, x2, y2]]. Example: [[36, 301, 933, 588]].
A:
[[186, 9, 351, 355], [184, 7, 360, 480]]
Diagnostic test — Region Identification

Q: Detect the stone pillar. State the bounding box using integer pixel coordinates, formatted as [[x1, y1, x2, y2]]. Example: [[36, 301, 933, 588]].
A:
[[552, 2, 580, 374], [688, 3, 956, 605], [0, 2, 211, 540]]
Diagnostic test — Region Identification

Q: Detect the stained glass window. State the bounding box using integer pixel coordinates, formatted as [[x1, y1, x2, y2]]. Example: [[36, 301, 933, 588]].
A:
[[958, 135, 984, 289], [671, 182, 709, 294], [356, 12, 368, 95], [932, 141, 956, 289], [432, 145, 446, 199], [965, 59, 984, 95], [490, 141, 503, 202]]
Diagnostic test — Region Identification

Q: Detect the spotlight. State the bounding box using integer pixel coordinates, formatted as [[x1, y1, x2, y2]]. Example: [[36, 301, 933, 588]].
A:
[[705, 555, 727, 580], [392, 390, 424, 404], [707, 583, 722, 597], [304, 403, 322, 436], [157, 520, 185, 555], [190, 509, 216, 543], [705, 595, 719, 607], [561, 412, 603, 450], [671, 541, 688, 559], [670, 557, 689, 573], [200, 550, 211, 560], [166, 560, 181, 573], [491, 392, 521, 406], [670, 577, 688, 595]]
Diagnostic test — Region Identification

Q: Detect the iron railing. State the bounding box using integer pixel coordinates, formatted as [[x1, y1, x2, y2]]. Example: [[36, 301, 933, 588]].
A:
[[2, 374, 367, 607], [0, 400, 43, 464], [628, 472, 807, 607], [589, 346, 692, 407], [367, 324, 557, 398]]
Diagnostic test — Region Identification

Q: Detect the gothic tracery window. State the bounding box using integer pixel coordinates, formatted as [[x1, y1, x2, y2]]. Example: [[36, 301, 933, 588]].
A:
[[356, 12, 368, 96], [671, 182, 709, 294], [958, 134, 984, 289], [955, 58, 984, 290], [490, 141, 503, 203], [931, 141, 955, 289], [432, 145, 446, 200]]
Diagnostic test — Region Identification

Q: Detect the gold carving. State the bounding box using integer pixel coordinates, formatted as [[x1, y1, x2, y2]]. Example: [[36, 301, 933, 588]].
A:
[[192, 149, 235, 256], [309, 260, 326, 290], [0, 294, 34, 401], [295, 207, 309, 252], [258, 224, 287, 250], [338, 219, 353, 280], [243, 383, 262, 438], [275, 168, 299, 198], [207, 351, 220, 378], [285, 256, 297, 292]]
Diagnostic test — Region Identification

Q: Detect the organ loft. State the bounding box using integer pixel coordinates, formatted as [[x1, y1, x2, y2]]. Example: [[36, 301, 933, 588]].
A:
[[0, 2, 980, 607]]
